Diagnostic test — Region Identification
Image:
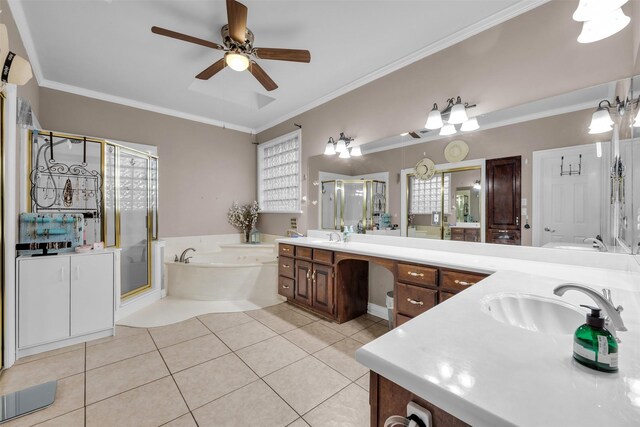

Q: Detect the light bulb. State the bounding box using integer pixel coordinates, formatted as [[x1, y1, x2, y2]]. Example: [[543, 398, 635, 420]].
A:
[[448, 102, 469, 125], [577, 8, 630, 44], [460, 117, 479, 132], [335, 138, 347, 153], [225, 52, 249, 72], [588, 106, 614, 134], [573, 0, 628, 22], [324, 141, 336, 155], [425, 104, 443, 129], [339, 149, 351, 159], [439, 124, 457, 136], [473, 180, 481, 190], [350, 146, 362, 157]]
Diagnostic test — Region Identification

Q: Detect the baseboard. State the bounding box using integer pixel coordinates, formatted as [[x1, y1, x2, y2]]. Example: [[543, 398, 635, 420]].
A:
[[367, 303, 389, 321]]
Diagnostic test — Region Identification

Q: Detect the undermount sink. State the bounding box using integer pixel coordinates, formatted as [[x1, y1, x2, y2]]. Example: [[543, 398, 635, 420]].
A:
[[480, 293, 583, 335]]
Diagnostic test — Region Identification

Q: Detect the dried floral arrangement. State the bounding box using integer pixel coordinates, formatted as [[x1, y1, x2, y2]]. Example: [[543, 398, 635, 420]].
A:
[[227, 201, 260, 237]]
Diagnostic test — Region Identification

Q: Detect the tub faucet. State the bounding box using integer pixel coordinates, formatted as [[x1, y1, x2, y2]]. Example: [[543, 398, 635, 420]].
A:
[[179, 248, 196, 263], [553, 283, 626, 341], [584, 237, 608, 252]]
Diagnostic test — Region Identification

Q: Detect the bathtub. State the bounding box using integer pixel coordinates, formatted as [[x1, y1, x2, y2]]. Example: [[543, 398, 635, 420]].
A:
[[166, 245, 280, 303]]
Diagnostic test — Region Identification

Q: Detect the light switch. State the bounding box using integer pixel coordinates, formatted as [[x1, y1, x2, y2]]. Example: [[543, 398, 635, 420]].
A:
[[521, 198, 528, 207], [522, 207, 527, 216]]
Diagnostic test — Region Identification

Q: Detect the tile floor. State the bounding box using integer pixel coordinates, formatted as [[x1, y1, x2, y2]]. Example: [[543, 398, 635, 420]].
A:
[[0, 303, 389, 426]]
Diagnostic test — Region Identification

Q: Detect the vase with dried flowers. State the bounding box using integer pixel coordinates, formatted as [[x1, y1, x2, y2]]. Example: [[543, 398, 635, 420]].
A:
[[227, 201, 260, 243]]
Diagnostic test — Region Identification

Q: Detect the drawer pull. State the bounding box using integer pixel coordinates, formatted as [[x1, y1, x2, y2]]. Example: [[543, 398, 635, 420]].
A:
[[306, 270, 311, 280], [454, 279, 475, 286], [282, 248, 290, 252], [282, 264, 290, 268], [406, 298, 424, 306], [312, 270, 316, 282], [282, 285, 290, 289], [498, 230, 509, 233], [407, 271, 424, 278]]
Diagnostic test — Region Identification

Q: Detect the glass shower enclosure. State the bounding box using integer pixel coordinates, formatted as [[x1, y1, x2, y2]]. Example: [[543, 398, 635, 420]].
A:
[[321, 180, 387, 231]]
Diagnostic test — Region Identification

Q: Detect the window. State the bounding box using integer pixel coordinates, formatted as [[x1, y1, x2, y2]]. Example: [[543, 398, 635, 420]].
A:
[[409, 173, 450, 214], [257, 130, 301, 213]]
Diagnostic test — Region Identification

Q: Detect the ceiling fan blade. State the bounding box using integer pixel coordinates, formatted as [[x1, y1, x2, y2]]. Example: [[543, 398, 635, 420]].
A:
[[196, 58, 226, 80], [227, 0, 248, 43], [249, 61, 278, 91], [151, 26, 224, 50], [253, 48, 311, 63]]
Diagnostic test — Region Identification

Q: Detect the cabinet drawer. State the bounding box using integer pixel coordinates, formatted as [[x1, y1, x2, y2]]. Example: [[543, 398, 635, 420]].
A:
[[296, 246, 312, 260], [278, 276, 294, 298], [440, 270, 487, 293], [397, 263, 437, 287], [279, 244, 295, 257], [278, 256, 295, 279], [396, 282, 437, 318], [313, 249, 333, 265], [396, 313, 412, 327], [439, 291, 456, 303]]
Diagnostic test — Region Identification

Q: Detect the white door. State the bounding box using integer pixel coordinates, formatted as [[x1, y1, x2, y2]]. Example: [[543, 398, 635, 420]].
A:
[[71, 253, 114, 336], [19, 257, 70, 347], [534, 144, 605, 246]]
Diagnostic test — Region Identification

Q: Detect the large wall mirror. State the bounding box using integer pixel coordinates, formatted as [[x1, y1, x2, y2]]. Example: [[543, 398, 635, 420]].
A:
[[308, 74, 640, 255]]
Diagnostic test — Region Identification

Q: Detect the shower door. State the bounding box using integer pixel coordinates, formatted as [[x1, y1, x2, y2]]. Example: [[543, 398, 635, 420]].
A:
[[118, 148, 151, 298]]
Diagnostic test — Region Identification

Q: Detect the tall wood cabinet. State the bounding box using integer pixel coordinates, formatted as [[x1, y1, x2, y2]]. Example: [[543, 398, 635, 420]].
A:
[[486, 156, 522, 245]]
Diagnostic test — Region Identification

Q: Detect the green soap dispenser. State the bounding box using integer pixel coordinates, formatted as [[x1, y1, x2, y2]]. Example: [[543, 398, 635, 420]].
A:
[[573, 305, 618, 372]]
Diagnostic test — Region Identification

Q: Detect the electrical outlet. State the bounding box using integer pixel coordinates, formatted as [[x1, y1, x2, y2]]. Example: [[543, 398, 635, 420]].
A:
[[407, 402, 432, 427]]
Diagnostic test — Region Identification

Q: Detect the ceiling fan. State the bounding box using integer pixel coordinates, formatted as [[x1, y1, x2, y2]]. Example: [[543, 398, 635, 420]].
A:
[[151, 0, 311, 91]]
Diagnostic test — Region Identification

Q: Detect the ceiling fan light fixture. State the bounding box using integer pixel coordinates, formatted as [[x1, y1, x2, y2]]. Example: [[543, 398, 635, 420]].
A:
[[573, 0, 628, 22], [350, 146, 362, 157], [439, 123, 457, 136], [448, 101, 469, 125], [460, 117, 479, 132], [425, 104, 444, 129], [225, 51, 250, 71], [577, 7, 630, 43]]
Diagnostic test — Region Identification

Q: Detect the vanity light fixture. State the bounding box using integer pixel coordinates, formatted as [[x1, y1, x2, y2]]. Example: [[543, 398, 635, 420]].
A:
[[324, 132, 360, 157], [573, 0, 630, 44], [588, 96, 639, 134], [424, 96, 478, 136], [473, 180, 481, 190]]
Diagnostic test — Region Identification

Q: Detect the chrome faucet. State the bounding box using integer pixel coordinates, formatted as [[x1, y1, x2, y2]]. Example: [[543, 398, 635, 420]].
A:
[[553, 283, 626, 341], [179, 248, 196, 263], [584, 237, 608, 252], [328, 232, 342, 242]]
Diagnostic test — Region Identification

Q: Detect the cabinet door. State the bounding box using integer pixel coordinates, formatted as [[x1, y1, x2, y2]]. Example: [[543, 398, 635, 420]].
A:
[[19, 258, 70, 348], [71, 254, 114, 336], [295, 260, 313, 306], [312, 264, 334, 315], [486, 156, 521, 232]]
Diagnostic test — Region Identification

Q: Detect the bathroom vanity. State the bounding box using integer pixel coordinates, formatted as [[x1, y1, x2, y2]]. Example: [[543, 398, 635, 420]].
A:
[[277, 233, 640, 426]]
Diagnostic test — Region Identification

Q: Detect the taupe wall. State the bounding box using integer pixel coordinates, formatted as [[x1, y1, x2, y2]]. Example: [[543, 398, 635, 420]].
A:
[[257, 0, 634, 236], [1, 0, 39, 117], [38, 88, 255, 238]]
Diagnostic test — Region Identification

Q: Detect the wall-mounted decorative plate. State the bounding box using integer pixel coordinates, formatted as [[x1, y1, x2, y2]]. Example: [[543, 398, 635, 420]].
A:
[[445, 140, 469, 163], [414, 158, 435, 180]]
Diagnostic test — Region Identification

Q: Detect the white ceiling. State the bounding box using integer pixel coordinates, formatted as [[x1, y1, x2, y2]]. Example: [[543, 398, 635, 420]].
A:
[[9, 0, 547, 133]]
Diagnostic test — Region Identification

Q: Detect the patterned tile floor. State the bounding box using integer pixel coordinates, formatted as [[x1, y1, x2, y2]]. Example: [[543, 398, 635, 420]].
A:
[[0, 303, 389, 426]]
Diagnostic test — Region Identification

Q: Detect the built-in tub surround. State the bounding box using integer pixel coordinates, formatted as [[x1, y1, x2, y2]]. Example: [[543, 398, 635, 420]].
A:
[[166, 245, 278, 302]]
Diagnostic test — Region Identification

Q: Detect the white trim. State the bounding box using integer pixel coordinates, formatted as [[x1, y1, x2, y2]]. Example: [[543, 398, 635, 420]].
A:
[[7, 0, 550, 135], [367, 302, 389, 322], [401, 159, 486, 242], [115, 289, 163, 322], [3, 85, 18, 369], [257, 129, 302, 214]]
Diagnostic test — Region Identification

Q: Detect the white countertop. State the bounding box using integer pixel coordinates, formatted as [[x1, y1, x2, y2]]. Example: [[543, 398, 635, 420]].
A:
[[276, 235, 640, 426]]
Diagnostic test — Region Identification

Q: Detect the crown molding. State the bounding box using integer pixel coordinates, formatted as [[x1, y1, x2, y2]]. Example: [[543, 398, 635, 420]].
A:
[[8, 0, 550, 135]]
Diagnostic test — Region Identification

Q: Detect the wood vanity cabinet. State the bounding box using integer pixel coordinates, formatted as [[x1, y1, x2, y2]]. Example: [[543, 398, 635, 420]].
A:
[[370, 372, 469, 427], [293, 260, 313, 305], [450, 227, 480, 242], [486, 156, 521, 245], [312, 263, 334, 315]]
